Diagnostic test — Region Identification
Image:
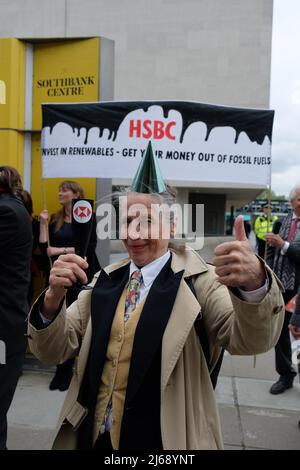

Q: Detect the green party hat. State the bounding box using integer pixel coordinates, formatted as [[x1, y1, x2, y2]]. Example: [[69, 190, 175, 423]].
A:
[[131, 141, 166, 193]]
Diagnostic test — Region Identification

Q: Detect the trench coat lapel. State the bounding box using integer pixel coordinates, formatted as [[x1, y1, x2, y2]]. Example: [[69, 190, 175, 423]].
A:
[[161, 277, 201, 390], [159, 249, 209, 390]]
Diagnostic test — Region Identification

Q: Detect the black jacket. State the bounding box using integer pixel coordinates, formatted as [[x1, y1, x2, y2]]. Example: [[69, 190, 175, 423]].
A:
[[0, 193, 32, 354]]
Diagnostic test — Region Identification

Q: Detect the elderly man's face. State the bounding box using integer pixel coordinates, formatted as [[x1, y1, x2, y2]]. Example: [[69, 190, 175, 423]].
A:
[[291, 189, 300, 217], [121, 193, 173, 267]]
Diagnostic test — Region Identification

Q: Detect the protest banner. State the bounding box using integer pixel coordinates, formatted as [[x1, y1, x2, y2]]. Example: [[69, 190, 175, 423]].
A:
[[41, 101, 274, 186]]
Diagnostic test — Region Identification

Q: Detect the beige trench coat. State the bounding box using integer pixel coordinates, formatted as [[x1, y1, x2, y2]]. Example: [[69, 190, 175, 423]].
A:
[[28, 248, 284, 450]]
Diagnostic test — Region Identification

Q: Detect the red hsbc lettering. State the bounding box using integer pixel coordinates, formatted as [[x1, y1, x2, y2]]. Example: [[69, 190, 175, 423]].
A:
[[129, 119, 141, 137], [143, 120, 152, 139], [166, 121, 176, 140], [153, 121, 164, 139], [129, 119, 176, 140]]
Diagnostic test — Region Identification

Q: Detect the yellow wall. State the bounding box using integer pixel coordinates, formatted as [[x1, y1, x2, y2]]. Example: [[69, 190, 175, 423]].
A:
[[0, 39, 26, 173], [31, 38, 100, 216], [0, 130, 25, 171]]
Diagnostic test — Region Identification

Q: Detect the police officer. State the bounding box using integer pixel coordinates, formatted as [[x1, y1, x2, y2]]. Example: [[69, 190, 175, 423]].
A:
[[254, 203, 278, 258]]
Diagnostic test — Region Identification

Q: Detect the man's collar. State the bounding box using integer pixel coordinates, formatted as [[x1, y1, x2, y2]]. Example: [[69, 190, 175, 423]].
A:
[[129, 251, 171, 287], [102, 246, 209, 280], [170, 246, 208, 277]]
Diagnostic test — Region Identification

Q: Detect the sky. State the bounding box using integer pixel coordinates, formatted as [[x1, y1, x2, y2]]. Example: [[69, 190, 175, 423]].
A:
[[270, 0, 300, 197]]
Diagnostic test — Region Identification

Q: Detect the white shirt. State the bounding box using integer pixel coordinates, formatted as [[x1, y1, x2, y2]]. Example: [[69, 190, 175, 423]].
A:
[[129, 250, 171, 304], [239, 280, 268, 303]]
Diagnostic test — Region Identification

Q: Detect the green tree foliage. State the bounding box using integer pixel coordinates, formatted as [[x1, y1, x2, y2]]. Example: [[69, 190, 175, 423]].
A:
[[256, 189, 287, 201]]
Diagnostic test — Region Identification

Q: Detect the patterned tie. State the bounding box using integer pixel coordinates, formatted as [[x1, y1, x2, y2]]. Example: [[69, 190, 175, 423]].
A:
[[288, 218, 300, 242], [124, 270, 143, 322]]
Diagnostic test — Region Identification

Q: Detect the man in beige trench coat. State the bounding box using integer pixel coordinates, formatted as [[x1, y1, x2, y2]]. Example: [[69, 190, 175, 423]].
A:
[[28, 146, 284, 451]]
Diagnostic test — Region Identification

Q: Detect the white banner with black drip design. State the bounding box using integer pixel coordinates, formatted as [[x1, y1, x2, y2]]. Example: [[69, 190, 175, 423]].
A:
[[41, 100, 274, 185]]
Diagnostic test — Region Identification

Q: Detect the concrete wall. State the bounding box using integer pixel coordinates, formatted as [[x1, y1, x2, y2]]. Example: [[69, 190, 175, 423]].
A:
[[0, 0, 273, 107], [0, 0, 273, 236]]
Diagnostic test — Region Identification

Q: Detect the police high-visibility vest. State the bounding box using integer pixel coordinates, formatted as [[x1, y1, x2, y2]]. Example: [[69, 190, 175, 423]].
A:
[[254, 215, 278, 241]]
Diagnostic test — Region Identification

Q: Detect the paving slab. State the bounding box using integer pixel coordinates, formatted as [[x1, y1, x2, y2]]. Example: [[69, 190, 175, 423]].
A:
[[221, 350, 278, 381], [7, 426, 55, 450], [240, 406, 300, 450], [218, 404, 243, 448], [7, 371, 66, 428], [224, 445, 243, 450], [7, 371, 66, 450], [215, 376, 235, 405], [235, 377, 300, 412]]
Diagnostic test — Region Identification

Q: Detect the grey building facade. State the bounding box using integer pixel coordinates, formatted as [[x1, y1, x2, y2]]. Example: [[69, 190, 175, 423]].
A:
[[0, 0, 273, 235]]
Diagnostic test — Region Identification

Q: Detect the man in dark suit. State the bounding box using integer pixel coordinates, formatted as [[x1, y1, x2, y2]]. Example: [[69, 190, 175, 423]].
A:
[[266, 185, 300, 394], [0, 166, 32, 449]]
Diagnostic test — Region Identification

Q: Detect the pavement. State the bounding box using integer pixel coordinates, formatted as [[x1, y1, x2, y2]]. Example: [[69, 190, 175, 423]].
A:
[[217, 351, 300, 450], [6, 349, 300, 450]]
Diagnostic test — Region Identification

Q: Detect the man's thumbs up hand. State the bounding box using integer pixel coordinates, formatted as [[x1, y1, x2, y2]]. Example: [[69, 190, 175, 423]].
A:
[[234, 215, 248, 242], [213, 215, 265, 290]]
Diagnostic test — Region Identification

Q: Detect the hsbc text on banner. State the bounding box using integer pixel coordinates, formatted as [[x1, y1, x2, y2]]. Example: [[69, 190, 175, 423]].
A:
[[41, 101, 274, 186]]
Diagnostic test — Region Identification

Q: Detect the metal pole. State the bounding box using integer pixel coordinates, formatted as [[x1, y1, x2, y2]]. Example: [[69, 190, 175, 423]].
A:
[[96, 178, 112, 267]]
